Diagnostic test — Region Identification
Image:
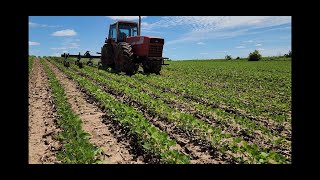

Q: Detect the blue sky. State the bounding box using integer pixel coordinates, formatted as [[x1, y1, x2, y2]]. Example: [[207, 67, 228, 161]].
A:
[[29, 16, 291, 60]]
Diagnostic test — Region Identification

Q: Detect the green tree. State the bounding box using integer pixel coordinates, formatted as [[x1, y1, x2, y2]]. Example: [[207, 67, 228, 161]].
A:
[[284, 50, 292, 58], [248, 50, 262, 61]]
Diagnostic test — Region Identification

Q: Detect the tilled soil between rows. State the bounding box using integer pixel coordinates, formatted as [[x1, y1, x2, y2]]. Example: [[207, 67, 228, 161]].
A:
[[93, 70, 290, 156], [67, 66, 234, 163], [135, 77, 292, 136], [29, 58, 61, 164], [46, 60, 144, 164]]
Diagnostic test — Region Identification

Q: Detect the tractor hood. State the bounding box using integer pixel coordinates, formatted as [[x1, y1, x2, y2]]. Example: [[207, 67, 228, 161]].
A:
[[126, 36, 164, 57], [126, 36, 164, 45]]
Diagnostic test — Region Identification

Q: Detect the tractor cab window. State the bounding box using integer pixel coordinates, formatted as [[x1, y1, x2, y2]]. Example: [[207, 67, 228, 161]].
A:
[[109, 24, 117, 40], [118, 29, 129, 41], [118, 23, 138, 41], [131, 26, 138, 36]]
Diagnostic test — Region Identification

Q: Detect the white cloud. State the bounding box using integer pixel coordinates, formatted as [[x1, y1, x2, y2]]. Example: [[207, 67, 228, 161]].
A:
[[260, 47, 290, 56], [46, 25, 61, 28], [29, 21, 61, 28], [29, 49, 40, 55], [200, 52, 208, 55], [145, 16, 290, 31], [51, 47, 67, 50], [29, 41, 40, 46], [62, 38, 78, 44], [62, 50, 68, 53], [107, 16, 147, 20], [257, 48, 265, 51], [69, 42, 79, 48], [29, 22, 39, 27], [59, 38, 81, 50], [52, 29, 77, 36], [141, 22, 149, 27], [151, 16, 291, 44], [216, 50, 228, 53], [243, 40, 254, 43], [197, 42, 205, 45], [140, 22, 164, 34], [236, 46, 246, 49], [255, 44, 262, 46], [50, 53, 60, 57], [166, 28, 252, 45]]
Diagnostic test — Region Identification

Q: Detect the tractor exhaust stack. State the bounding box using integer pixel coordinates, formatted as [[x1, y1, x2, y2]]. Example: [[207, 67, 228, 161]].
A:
[[138, 16, 141, 36]]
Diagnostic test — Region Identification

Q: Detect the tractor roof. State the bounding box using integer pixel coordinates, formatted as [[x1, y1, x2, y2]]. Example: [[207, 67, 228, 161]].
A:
[[144, 36, 163, 39], [111, 20, 138, 26]]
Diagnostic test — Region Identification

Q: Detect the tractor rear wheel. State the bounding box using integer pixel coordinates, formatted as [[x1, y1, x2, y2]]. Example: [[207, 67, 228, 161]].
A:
[[101, 43, 115, 70], [114, 42, 137, 75]]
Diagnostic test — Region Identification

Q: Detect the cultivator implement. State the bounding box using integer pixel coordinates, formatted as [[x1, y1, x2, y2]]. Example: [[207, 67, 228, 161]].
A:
[[61, 51, 101, 68]]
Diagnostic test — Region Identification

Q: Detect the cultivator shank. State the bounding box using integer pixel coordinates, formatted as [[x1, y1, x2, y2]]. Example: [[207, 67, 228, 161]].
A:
[[61, 51, 101, 68]]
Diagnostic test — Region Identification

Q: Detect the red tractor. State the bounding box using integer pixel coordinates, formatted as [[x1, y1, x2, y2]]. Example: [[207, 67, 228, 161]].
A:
[[100, 16, 168, 75]]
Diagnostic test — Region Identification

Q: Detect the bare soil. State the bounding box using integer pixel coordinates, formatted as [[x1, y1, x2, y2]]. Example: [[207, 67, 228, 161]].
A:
[[28, 58, 61, 164], [46, 60, 144, 164], [136, 78, 291, 137], [71, 68, 234, 163]]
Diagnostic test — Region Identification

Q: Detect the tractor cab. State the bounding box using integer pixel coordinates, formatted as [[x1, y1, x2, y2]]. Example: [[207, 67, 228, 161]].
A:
[[101, 17, 168, 75], [107, 21, 139, 43]]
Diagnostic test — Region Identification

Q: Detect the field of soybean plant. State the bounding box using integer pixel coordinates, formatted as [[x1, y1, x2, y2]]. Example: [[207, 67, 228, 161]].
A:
[[28, 56, 291, 164]]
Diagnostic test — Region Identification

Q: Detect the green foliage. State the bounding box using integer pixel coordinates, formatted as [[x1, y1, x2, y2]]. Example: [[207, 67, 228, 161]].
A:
[[248, 50, 262, 61], [41, 59, 102, 164], [69, 63, 288, 164], [47, 56, 291, 164], [284, 50, 292, 58], [28, 56, 34, 74], [50, 59, 190, 164]]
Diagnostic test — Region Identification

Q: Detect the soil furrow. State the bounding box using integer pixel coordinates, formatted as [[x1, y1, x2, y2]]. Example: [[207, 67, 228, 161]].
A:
[[79, 68, 290, 158], [98, 72, 290, 155], [68, 67, 237, 163], [29, 58, 61, 164], [132, 101, 234, 164], [136, 78, 291, 137], [46, 60, 145, 164]]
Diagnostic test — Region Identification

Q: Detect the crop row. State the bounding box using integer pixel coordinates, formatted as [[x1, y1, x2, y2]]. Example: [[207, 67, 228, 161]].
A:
[[29, 56, 34, 75], [144, 60, 291, 124], [100, 67, 289, 150], [134, 71, 291, 126], [41, 59, 102, 164], [50, 59, 191, 164], [68, 63, 288, 164]]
